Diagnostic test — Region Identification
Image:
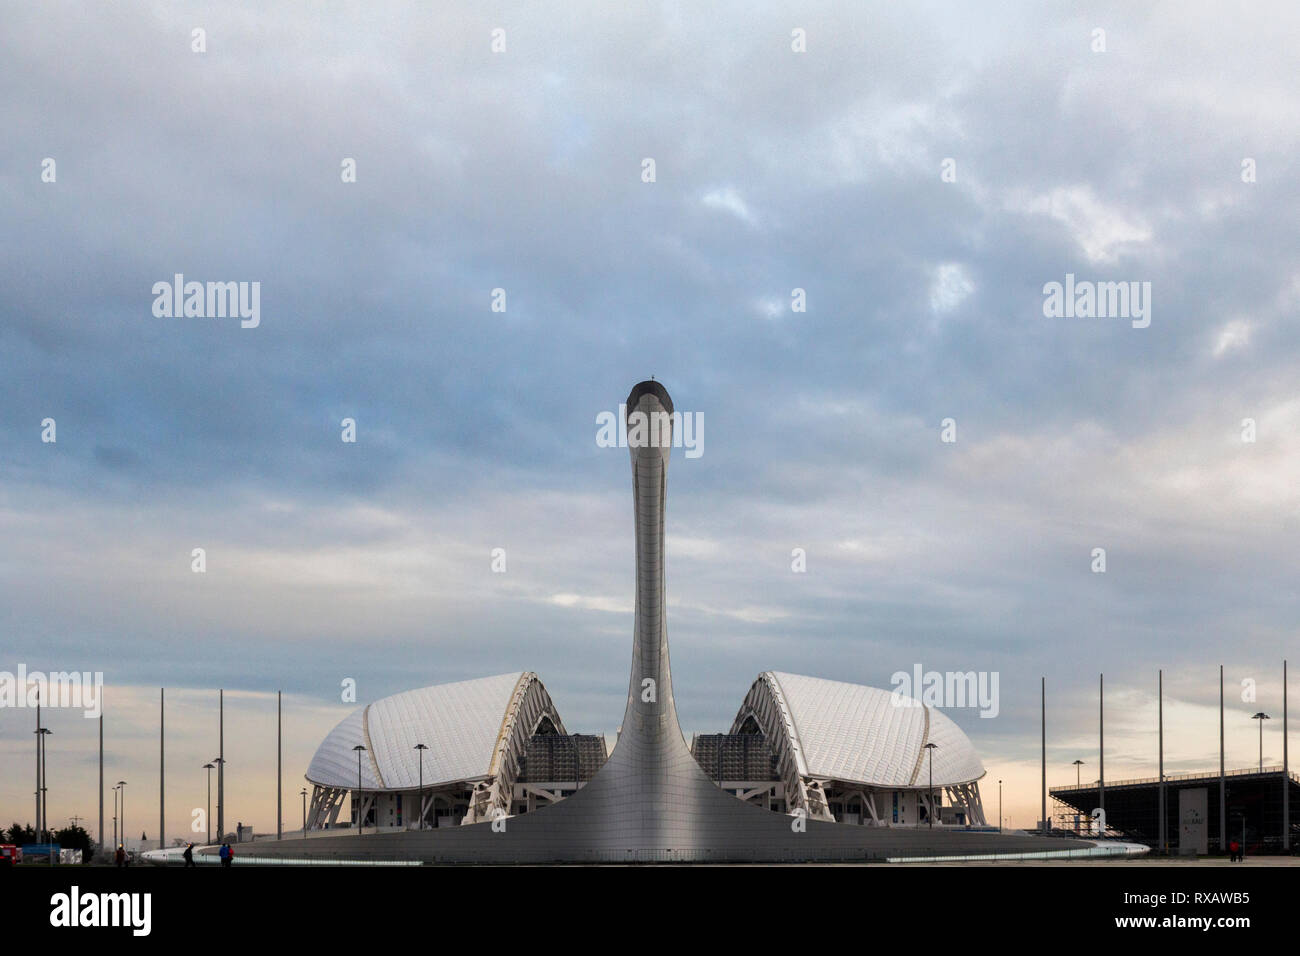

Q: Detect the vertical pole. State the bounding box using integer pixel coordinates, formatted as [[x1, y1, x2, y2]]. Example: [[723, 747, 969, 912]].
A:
[[160, 688, 165, 850], [1099, 674, 1105, 824], [35, 696, 41, 839], [41, 728, 48, 842], [1284, 660, 1290, 851], [218, 688, 224, 843], [277, 690, 282, 841], [1041, 677, 1046, 832], [99, 713, 104, 851], [1158, 670, 1165, 853], [1220, 664, 1226, 852]]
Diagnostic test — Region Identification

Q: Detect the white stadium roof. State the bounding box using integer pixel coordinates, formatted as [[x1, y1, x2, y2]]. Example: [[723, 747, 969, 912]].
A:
[[307, 672, 560, 791], [737, 672, 986, 789]]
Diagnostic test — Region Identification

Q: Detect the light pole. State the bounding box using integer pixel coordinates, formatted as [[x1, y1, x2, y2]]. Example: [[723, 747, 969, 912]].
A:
[[112, 784, 119, 848], [37, 726, 52, 841], [924, 742, 938, 829], [276, 690, 282, 842], [301, 788, 308, 838], [352, 744, 366, 835], [1073, 759, 1084, 788], [211, 757, 225, 841], [1251, 712, 1270, 773], [202, 763, 214, 844], [217, 689, 224, 845], [34, 696, 41, 840], [998, 779, 1002, 833], [116, 781, 127, 852], [414, 744, 428, 830]]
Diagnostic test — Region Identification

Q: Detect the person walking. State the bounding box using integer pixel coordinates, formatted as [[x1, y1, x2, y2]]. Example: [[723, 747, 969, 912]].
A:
[[114, 844, 125, 868], [1228, 839, 1239, 863], [182, 843, 195, 867], [219, 843, 232, 868]]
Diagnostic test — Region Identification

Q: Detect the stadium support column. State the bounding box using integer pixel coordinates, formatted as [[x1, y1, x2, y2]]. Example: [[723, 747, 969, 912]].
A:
[[1098, 674, 1104, 826], [1158, 670, 1165, 853], [1219, 665, 1226, 852], [1040, 677, 1046, 832]]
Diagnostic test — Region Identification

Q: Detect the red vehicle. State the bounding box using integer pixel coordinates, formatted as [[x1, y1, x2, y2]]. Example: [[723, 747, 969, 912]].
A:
[[0, 845, 22, 866]]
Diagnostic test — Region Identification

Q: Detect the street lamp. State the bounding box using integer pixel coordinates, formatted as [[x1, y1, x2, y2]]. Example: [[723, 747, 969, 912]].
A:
[[1073, 759, 1084, 788], [352, 745, 366, 835], [116, 781, 127, 852], [1251, 713, 1270, 772], [414, 744, 428, 831], [301, 788, 308, 838], [112, 784, 120, 848], [37, 727, 52, 841], [998, 779, 1002, 833], [924, 742, 938, 829], [202, 763, 215, 844], [211, 756, 225, 841]]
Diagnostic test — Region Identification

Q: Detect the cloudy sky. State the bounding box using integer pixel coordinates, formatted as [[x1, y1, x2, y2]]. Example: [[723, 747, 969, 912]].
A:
[[3, 1, 1298, 842]]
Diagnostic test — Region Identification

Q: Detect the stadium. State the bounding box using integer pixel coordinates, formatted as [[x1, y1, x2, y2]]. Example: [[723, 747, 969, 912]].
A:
[[303, 670, 990, 834]]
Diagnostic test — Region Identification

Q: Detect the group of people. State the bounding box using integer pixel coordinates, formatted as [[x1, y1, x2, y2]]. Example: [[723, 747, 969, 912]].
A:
[[179, 842, 235, 867], [1228, 839, 1245, 862]]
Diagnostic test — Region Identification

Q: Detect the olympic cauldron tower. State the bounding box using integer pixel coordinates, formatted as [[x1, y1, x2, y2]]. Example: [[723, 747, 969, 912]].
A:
[[248, 381, 1092, 862]]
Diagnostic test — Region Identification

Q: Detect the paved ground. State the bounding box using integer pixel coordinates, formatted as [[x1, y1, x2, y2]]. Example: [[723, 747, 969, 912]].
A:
[[894, 855, 1300, 866]]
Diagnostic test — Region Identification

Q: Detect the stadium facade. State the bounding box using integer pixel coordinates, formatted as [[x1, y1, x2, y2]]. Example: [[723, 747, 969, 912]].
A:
[[1052, 766, 1300, 852], [305, 670, 989, 832], [249, 381, 1096, 862]]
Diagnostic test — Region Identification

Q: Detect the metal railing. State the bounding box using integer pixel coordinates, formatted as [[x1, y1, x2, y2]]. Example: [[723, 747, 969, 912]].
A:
[[1050, 765, 1300, 794]]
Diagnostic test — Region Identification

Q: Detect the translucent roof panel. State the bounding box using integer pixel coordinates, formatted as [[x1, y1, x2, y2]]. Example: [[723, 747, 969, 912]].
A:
[[767, 672, 985, 788], [306, 672, 526, 790]]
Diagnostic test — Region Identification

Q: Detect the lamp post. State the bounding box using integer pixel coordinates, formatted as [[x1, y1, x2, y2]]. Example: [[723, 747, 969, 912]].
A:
[[34, 697, 41, 840], [37, 727, 52, 841], [202, 763, 214, 844], [116, 781, 127, 852], [1073, 759, 1084, 788], [924, 742, 938, 829], [998, 779, 1002, 833], [301, 788, 308, 838], [112, 784, 119, 848], [211, 757, 225, 842], [352, 745, 366, 835], [1251, 713, 1270, 773], [414, 744, 428, 830]]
